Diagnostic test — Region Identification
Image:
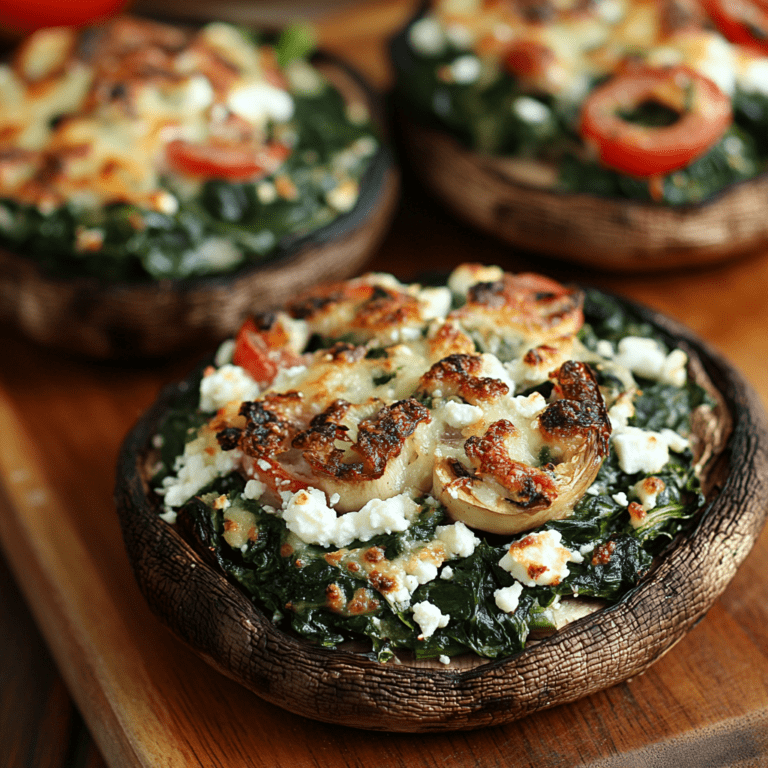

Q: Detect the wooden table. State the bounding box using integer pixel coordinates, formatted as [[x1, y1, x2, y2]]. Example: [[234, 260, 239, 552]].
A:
[[2, 3, 768, 765]]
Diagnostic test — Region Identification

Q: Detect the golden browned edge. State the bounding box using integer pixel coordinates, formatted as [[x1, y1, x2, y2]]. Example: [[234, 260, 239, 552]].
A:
[[0, 54, 399, 359], [400, 121, 768, 272]]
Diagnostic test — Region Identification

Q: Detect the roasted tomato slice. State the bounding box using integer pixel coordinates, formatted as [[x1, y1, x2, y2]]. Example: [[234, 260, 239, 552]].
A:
[[165, 140, 290, 181], [233, 315, 303, 386], [0, 0, 128, 31], [579, 65, 732, 178], [705, 0, 768, 53]]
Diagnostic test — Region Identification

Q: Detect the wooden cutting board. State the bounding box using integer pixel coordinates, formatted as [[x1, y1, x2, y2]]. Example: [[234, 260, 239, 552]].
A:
[[2, 1, 768, 765]]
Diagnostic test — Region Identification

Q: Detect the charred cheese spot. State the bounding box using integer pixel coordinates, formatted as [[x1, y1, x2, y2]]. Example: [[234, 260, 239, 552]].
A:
[[464, 420, 558, 511], [419, 353, 510, 402], [539, 361, 611, 456]]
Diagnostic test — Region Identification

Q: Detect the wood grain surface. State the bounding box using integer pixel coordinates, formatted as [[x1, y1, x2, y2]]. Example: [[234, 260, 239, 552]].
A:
[[2, 1, 768, 765]]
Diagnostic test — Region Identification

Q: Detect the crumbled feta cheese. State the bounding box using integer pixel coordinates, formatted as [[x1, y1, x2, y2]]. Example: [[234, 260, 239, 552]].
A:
[[512, 96, 550, 124], [632, 475, 666, 512], [412, 600, 450, 639], [499, 530, 583, 587], [406, 558, 439, 585], [257, 180, 277, 204], [448, 53, 482, 85], [408, 17, 447, 56], [608, 393, 635, 433], [436, 521, 480, 559], [418, 286, 452, 320], [511, 392, 547, 420], [612, 427, 670, 474], [494, 583, 524, 614], [178, 236, 243, 273], [439, 654, 451, 665], [596, 339, 614, 359], [243, 478, 267, 501], [612, 492, 629, 506], [440, 565, 454, 580], [740, 57, 768, 97], [282, 489, 418, 548], [443, 401, 483, 428], [160, 431, 242, 509], [227, 81, 294, 123], [479, 353, 516, 392], [444, 22, 474, 48], [325, 179, 359, 213], [614, 337, 687, 386], [660, 428, 690, 453], [199, 364, 260, 412]]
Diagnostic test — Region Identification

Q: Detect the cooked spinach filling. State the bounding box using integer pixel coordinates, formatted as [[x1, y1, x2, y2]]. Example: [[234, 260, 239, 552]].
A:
[[0, 26, 379, 281], [152, 289, 710, 663], [393, 24, 768, 205]]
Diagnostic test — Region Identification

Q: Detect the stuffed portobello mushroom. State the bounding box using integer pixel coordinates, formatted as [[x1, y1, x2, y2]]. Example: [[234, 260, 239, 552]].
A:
[[115, 264, 768, 731], [391, 0, 768, 270], [0, 16, 398, 356]]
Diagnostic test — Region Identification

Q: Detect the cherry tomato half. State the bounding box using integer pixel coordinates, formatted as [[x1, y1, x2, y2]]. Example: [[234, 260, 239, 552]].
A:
[[705, 0, 768, 54], [165, 140, 290, 182], [579, 65, 732, 178], [232, 316, 303, 387], [0, 0, 128, 32]]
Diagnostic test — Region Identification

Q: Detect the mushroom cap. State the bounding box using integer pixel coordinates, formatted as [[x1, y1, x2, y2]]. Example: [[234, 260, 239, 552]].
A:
[[114, 291, 768, 732], [0, 50, 399, 359]]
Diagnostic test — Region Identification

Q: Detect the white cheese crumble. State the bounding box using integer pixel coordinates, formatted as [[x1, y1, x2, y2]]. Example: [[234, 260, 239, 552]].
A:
[[160, 431, 242, 510], [408, 17, 447, 56], [494, 583, 524, 614], [439, 654, 451, 665], [612, 427, 670, 474], [418, 286, 452, 320], [614, 337, 688, 387], [199, 364, 260, 413], [612, 492, 629, 506], [512, 96, 551, 124], [499, 530, 583, 587], [632, 477, 663, 512], [405, 558, 440, 585], [243, 478, 267, 501], [227, 81, 294, 124], [442, 400, 484, 428], [607, 392, 635, 432], [412, 600, 450, 639], [436, 521, 480, 558], [440, 565, 454, 580], [281, 489, 418, 548]]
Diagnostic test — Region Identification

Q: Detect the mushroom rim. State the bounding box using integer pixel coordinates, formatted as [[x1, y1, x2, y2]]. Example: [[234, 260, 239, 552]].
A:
[[114, 290, 768, 731]]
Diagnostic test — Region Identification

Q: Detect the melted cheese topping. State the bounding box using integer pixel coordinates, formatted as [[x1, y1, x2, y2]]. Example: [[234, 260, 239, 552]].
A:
[[188, 265, 621, 536], [0, 18, 304, 211], [158, 264, 696, 614], [416, 0, 768, 104]]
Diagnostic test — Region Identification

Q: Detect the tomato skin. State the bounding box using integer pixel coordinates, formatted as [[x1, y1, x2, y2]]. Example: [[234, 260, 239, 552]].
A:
[[0, 0, 128, 32], [232, 316, 302, 386], [166, 140, 290, 182], [705, 0, 768, 53], [579, 65, 732, 178]]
